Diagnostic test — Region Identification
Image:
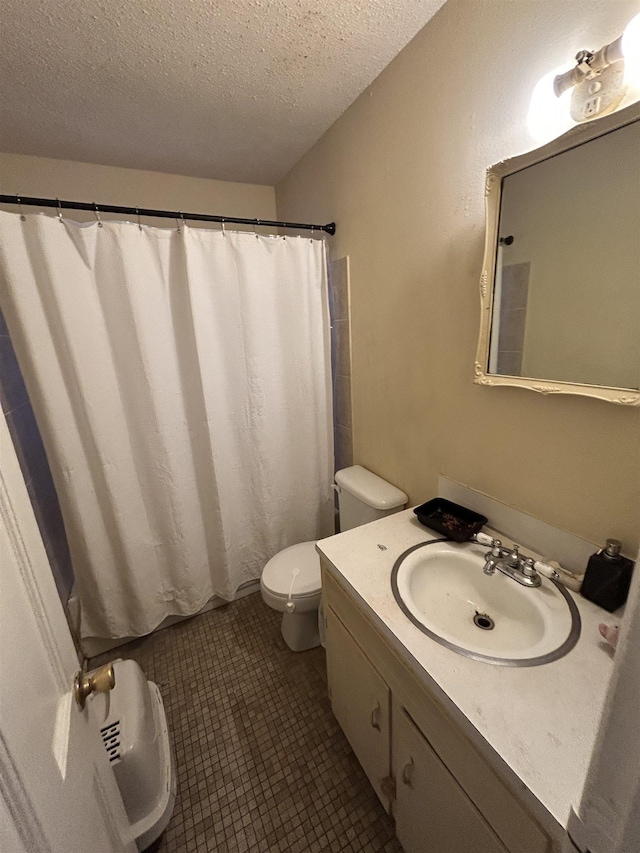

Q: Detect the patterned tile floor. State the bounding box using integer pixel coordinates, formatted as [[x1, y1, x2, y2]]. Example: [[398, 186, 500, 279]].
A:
[[91, 593, 402, 853]]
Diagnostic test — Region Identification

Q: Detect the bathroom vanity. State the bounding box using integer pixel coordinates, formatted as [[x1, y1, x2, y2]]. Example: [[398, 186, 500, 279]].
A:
[[317, 509, 615, 853]]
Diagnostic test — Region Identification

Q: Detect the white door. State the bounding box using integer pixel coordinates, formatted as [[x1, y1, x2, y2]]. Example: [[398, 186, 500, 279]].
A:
[[0, 416, 135, 853]]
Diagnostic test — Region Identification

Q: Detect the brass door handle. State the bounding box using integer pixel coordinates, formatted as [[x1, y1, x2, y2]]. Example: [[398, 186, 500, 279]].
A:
[[74, 662, 115, 710]]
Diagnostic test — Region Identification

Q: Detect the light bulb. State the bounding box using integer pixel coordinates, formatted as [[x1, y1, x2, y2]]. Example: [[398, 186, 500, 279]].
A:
[[527, 67, 575, 145], [622, 13, 640, 90]]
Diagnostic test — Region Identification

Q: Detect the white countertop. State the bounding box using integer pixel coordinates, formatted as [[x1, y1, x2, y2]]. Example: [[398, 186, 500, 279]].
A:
[[317, 508, 616, 830]]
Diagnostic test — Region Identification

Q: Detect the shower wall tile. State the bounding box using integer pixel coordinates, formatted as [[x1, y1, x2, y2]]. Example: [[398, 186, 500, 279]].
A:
[[333, 372, 352, 432], [496, 262, 530, 377], [496, 350, 524, 376], [500, 262, 530, 309], [27, 468, 66, 546], [334, 424, 354, 472], [328, 256, 353, 475], [498, 308, 527, 352], [0, 334, 30, 415], [1, 307, 74, 603], [329, 256, 349, 322], [27, 474, 74, 597], [5, 401, 47, 484], [333, 319, 351, 376]]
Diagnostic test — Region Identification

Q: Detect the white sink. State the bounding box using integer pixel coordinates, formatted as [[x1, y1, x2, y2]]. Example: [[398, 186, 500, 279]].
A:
[[391, 541, 580, 666]]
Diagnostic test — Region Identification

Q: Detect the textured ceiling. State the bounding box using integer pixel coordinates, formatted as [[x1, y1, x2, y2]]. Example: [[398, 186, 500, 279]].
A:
[[0, 0, 447, 185]]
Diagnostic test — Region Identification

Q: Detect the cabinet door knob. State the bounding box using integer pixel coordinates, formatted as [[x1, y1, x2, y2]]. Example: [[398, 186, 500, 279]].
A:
[[370, 702, 381, 731], [402, 757, 414, 788]]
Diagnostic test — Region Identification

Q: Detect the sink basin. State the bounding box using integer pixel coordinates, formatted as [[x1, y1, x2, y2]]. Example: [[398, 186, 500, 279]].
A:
[[391, 540, 581, 666]]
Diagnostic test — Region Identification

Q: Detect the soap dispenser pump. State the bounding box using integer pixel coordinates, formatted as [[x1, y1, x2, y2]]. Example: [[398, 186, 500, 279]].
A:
[[580, 539, 635, 613]]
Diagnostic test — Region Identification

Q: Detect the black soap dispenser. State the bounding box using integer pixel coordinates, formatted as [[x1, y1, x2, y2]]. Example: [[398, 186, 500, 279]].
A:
[[580, 539, 635, 613]]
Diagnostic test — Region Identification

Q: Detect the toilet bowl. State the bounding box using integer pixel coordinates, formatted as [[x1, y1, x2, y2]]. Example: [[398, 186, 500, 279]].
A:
[[260, 466, 407, 652], [260, 541, 322, 652]]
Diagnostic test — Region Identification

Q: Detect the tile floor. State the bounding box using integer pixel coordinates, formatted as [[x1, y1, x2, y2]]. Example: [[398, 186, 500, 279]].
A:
[[91, 593, 402, 853]]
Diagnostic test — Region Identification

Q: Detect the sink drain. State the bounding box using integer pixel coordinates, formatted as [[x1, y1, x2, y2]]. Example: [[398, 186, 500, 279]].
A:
[[473, 612, 495, 631]]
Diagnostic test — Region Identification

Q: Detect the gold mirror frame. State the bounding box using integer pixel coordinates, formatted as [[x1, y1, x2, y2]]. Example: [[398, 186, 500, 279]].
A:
[[474, 101, 640, 406]]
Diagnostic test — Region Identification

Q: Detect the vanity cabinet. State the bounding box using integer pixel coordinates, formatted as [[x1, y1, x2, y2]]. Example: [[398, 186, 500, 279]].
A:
[[323, 567, 560, 853], [393, 703, 506, 853], [325, 603, 391, 810]]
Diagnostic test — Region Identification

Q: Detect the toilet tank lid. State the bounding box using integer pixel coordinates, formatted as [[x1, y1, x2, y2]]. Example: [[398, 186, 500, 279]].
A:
[[335, 465, 407, 510]]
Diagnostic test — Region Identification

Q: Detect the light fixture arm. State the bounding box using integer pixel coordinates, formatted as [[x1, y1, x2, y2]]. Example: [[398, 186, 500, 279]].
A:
[[528, 14, 640, 142], [554, 35, 625, 97]]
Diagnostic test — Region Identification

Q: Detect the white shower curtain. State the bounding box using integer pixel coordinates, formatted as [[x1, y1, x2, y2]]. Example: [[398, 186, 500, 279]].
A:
[[0, 211, 334, 638]]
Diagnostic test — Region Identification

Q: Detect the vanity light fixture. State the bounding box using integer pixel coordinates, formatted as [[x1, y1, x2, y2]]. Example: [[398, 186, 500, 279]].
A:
[[553, 13, 640, 122], [528, 13, 640, 142]]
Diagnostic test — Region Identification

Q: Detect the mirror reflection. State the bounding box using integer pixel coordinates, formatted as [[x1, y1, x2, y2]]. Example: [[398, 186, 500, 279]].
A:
[[489, 119, 640, 391]]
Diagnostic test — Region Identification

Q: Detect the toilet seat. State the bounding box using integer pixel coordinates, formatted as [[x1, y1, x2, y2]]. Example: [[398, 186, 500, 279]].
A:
[[260, 541, 322, 647], [260, 541, 321, 600]]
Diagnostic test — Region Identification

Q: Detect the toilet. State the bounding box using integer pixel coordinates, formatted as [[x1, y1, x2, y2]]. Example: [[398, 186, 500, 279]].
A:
[[260, 465, 407, 651]]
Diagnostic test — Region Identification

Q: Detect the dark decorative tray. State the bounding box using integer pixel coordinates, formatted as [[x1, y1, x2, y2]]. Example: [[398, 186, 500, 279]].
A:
[[413, 498, 488, 543]]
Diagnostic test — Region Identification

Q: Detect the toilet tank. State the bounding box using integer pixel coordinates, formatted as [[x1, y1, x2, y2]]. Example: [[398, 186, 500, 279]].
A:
[[335, 465, 407, 532]]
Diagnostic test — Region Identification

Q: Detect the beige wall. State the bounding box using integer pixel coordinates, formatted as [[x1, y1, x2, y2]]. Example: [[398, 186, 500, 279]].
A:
[[276, 0, 640, 552], [0, 153, 276, 223]]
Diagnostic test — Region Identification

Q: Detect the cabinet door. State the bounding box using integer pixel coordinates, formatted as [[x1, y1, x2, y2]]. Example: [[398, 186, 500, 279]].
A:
[[394, 706, 508, 853], [325, 605, 391, 810]]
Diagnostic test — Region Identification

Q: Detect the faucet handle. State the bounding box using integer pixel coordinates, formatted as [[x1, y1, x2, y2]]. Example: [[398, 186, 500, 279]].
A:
[[472, 532, 503, 557], [534, 560, 560, 580], [521, 557, 537, 578]]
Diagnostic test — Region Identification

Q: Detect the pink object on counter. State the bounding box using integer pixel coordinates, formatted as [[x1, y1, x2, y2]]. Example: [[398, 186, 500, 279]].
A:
[[598, 623, 620, 650]]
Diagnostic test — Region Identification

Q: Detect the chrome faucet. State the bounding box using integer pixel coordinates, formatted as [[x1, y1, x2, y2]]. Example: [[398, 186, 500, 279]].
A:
[[474, 534, 560, 588]]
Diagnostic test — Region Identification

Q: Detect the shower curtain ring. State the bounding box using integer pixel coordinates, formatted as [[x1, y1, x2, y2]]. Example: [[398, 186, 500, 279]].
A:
[[221, 217, 226, 237], [17, 196, 26, 222], [136, 208, 142, 231], [175, 214, 181, 234], [57, 198, 64, 223], [253, 219, 260, 239], [93, 203, 103, 228]]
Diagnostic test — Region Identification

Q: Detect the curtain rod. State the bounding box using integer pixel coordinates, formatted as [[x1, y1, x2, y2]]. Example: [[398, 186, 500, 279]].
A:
[[0, 194, 336, 236]]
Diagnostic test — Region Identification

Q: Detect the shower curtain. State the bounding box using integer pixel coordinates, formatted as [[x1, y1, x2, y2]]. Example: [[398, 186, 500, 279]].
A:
[[0, 211, 334, 638]]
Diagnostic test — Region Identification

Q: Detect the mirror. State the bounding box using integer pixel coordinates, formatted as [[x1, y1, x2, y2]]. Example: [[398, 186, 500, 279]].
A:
[[475, 102, 640, 405]]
